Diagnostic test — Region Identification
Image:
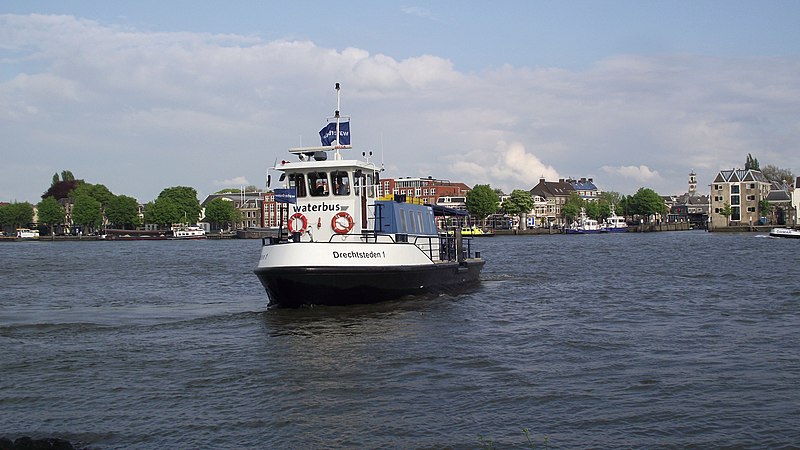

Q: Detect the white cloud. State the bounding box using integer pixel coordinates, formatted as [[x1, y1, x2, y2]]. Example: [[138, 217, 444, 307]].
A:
[[1, 14, 799, 203], [601, 165, 661, 183], [215, 177, 251, 187], [450, 141, 560, 193]]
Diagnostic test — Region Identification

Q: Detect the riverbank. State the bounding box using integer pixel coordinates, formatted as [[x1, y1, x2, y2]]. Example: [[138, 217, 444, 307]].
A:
[[8, 222, 790, 241]]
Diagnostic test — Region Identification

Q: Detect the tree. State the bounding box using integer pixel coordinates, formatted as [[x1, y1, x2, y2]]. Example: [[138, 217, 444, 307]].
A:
[[618, 195, 631, 219], [157, 186, 201, 224], [745, 153, 760, 171], [0, 202, 34, 230], [71, 183, 114, 207], [502, 189, 534, 215], [204, 198, 241, 230], [465, 185, 499, 224], [106, 195, 139, 229], [36, 197, 64, 235], [758, 198, 771, 223], [629, 187, 667, 221], [144, 198, 181, 227], [42, 179, 82, 200], [562, 192, 583, 223], [760, 164, 795, 185], [719, 202, 732, 223], [72, 195, 102, 233], [501, 189, 535, 229], [585, 201, 601, 221]]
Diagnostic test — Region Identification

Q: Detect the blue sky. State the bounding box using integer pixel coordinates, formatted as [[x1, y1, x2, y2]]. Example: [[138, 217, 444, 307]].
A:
[[2, 1, 799, 203]]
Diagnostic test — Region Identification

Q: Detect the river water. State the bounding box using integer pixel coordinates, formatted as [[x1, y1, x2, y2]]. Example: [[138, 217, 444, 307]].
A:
[[1, 232, 798, 448]]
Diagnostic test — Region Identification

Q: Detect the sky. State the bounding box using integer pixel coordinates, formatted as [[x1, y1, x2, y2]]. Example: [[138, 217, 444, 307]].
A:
[[2, 1, 800, 204]]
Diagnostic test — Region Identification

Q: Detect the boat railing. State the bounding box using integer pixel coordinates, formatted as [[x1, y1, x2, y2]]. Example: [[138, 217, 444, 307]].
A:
[[261, 231, 477, 264]]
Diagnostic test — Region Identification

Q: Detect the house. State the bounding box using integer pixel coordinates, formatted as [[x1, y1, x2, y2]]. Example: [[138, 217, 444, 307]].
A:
[[567, 177, 600, 202], [378, 177, 470, 205], [529, 178, 575, 227], [793, 177, 800, 226], [261, 191, 290, 228], [765, 181, 794, 225], [709, 168, 770, 229], [200, 191, 266, 231]]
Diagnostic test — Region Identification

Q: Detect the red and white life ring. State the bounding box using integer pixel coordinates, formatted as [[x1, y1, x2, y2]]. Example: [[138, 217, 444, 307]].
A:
[[287, 213, 308, 233], [331, 211, 354, 234]]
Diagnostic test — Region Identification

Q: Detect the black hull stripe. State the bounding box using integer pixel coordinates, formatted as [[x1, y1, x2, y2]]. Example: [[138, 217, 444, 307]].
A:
[[254, 260, 485, 308]]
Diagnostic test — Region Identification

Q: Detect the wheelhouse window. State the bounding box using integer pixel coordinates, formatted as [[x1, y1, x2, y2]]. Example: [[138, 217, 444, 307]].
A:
[[331, 171, 350, 196], [289, 173, 307, 197], [308, 172, 329, 197], [366, 173, 376, 197]]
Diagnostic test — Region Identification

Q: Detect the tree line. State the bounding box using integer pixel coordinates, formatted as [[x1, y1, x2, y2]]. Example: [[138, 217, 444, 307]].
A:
[[464, 185, 668, 227], [0, 170, 242, 236]]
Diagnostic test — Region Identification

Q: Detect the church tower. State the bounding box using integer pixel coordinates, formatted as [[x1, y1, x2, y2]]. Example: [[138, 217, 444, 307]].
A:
[[688, 171, 697, 196]]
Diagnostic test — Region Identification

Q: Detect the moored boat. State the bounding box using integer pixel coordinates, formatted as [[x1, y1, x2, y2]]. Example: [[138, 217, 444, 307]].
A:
[[769, 227, 800, 239], [16, 228, 40, 239], [602, 209, 628, 233], [254, 84, 485, 307], [566, 209, 605, 234], [448, 225, 494, 237], [170, 225, 207, 240]]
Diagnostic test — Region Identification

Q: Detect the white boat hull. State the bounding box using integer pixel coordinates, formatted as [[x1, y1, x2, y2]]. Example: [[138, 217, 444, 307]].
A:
[[254, 241, 484, 307], [769, 228, 800, 239]]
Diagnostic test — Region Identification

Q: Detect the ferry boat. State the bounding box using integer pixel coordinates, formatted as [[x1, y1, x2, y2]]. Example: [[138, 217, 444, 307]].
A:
[[254, 84, 485, 307], [769, 227, 800, 239]]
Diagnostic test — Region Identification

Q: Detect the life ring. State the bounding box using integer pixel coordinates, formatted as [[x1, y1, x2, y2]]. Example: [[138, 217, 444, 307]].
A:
[[331, 211, 354, 234], [287, 213, 307, 233]]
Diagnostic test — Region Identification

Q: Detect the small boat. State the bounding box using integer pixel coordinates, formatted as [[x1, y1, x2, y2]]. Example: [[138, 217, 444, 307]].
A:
[[170, 225, 207, 240], [16, 228, 40, 239], [566, 209, 605, 234], [602, 209, 628, 233], [254, 83, 485, 308], [769, 227, 800, 239], [448, 226, 494, 237]]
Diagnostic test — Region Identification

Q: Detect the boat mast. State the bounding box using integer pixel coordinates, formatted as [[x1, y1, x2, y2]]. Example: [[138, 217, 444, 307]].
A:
[[334, 82, 342, 160]]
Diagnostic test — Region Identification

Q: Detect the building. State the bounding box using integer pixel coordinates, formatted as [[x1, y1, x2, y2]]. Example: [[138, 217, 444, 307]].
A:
[[793, 177, 800, 226], [435, 195, 467, 212], [200, 191, 266, 231], [567, 177, 600, 202], [765, 181, 794, 225], [529, 178, 576, 227], [378, 177, 470, 204], [665, 171, 709, 229], [709, 168, 770, 229], [262, 191, 289, 228]]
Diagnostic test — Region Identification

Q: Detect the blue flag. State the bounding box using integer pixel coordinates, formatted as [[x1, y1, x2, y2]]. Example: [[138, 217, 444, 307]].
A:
[[319, 121, 350, 146], [274, 188, 297, 204]]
